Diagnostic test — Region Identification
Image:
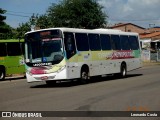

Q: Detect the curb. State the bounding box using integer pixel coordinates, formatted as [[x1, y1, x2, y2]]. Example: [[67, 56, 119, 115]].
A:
[[143, 62, 160, 67]]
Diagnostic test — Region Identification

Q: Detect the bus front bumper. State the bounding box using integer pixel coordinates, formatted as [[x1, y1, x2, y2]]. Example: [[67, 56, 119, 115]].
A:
[[26, 68, 67, 83]]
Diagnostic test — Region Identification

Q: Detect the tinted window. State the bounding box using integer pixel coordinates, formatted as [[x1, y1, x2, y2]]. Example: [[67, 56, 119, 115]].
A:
[[7, 42, 21, 56], [28, 41, 41, 59], [100, 34, 111, 50], [120, 35, 131, 50], [21, 42, 25, 55], [88, 34, 101, 50], [129, 36, 139, 50], [75, 33, 89, 51], [111, 35, 121, 50], [64, 32, 76, 59], [0, 43, 7, 56]]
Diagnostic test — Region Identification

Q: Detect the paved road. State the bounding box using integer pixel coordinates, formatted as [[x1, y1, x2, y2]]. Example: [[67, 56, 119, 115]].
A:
[[0, 65, 160, 120]]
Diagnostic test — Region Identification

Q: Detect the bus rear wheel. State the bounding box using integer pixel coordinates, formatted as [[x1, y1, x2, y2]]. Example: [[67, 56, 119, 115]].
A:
[[80, 67, 89, 84], [120, 64, 127, 77], [0, 69, 5, 80]]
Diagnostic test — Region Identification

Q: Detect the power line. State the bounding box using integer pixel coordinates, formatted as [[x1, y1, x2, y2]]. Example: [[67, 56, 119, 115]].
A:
[[7, 10, 34, 15], [5, 11, 43, 18], [5, 13, 30, 18]]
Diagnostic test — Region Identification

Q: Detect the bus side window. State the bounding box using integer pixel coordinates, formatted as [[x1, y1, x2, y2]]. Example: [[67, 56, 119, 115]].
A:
[[64, 32, 76, 59], [0, 43, 7, 56], [111, 35, 121, 50], [75, 33, 89, 51], [120, 35, 131, 50], [7, 42, 21, 56], [100, 34, 111, 50], [88, 34, 101, 51], [129, 36, 139, 50]]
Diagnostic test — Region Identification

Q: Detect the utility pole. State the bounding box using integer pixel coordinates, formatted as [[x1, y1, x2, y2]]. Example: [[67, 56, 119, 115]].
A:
[[30, 14, 37, 31]]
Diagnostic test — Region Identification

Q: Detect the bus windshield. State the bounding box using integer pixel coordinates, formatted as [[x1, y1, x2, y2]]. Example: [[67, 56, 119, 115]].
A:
[[25, 30, 64, 65]]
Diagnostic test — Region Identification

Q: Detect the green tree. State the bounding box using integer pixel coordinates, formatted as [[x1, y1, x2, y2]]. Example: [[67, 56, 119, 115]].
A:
[[36, 14, 51, 29], [0, 8, 13, 39], [46, 0, 107, 29], [16, 22, 30, 39], [0, 8, 7, 32], [15, 14, 38, 39]]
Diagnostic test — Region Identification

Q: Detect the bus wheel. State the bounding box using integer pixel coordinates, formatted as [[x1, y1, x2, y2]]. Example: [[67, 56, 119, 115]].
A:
[[80, 68, 89, 84], [120, 64, 127, 77], [0, 69, 5, 80]]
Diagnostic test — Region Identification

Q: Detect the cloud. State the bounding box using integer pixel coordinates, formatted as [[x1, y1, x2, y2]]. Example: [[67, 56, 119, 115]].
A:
[[125, 0, 160, 17], [98, 0, 160, 27]]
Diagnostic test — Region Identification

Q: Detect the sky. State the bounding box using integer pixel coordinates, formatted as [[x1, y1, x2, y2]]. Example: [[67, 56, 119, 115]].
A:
[[1, 0, 160, 28]]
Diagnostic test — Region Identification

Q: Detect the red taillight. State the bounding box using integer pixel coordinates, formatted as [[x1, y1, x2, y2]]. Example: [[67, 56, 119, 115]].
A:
[[30, 67, 46, 75]]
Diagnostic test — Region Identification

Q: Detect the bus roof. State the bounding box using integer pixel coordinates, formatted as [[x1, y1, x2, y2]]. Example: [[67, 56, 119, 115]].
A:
[[25, 27, 139, 36], [0, 39, 24, 43]]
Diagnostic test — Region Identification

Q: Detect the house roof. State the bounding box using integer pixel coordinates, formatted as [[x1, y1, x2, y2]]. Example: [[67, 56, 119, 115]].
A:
[[147, 27, 160, 32], [110, 23, 145, 29], [140, 31, 160, 39]]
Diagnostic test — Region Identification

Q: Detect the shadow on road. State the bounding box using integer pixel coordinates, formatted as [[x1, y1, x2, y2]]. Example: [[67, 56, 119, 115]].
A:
[[30, 74, 143, 88], [1, 76, 25, 82]]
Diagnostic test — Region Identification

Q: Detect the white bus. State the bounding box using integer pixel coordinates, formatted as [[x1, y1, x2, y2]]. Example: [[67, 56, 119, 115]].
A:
[[24, 28, 142, 84]]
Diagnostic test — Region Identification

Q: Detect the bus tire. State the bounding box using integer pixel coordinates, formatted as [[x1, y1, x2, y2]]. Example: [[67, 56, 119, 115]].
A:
[[80, 66, 89, 84], [0, 67, 5, 80], [120, 63, 127, 78]]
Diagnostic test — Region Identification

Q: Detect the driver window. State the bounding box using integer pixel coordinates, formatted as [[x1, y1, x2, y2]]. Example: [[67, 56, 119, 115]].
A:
[[64, 32, 76, 59]]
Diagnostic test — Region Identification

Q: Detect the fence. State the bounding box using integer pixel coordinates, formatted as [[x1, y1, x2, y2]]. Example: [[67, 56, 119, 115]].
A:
[[141, 50, 150, 62], [157, 51, 160, 61], [142, 50, 160, 62]]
